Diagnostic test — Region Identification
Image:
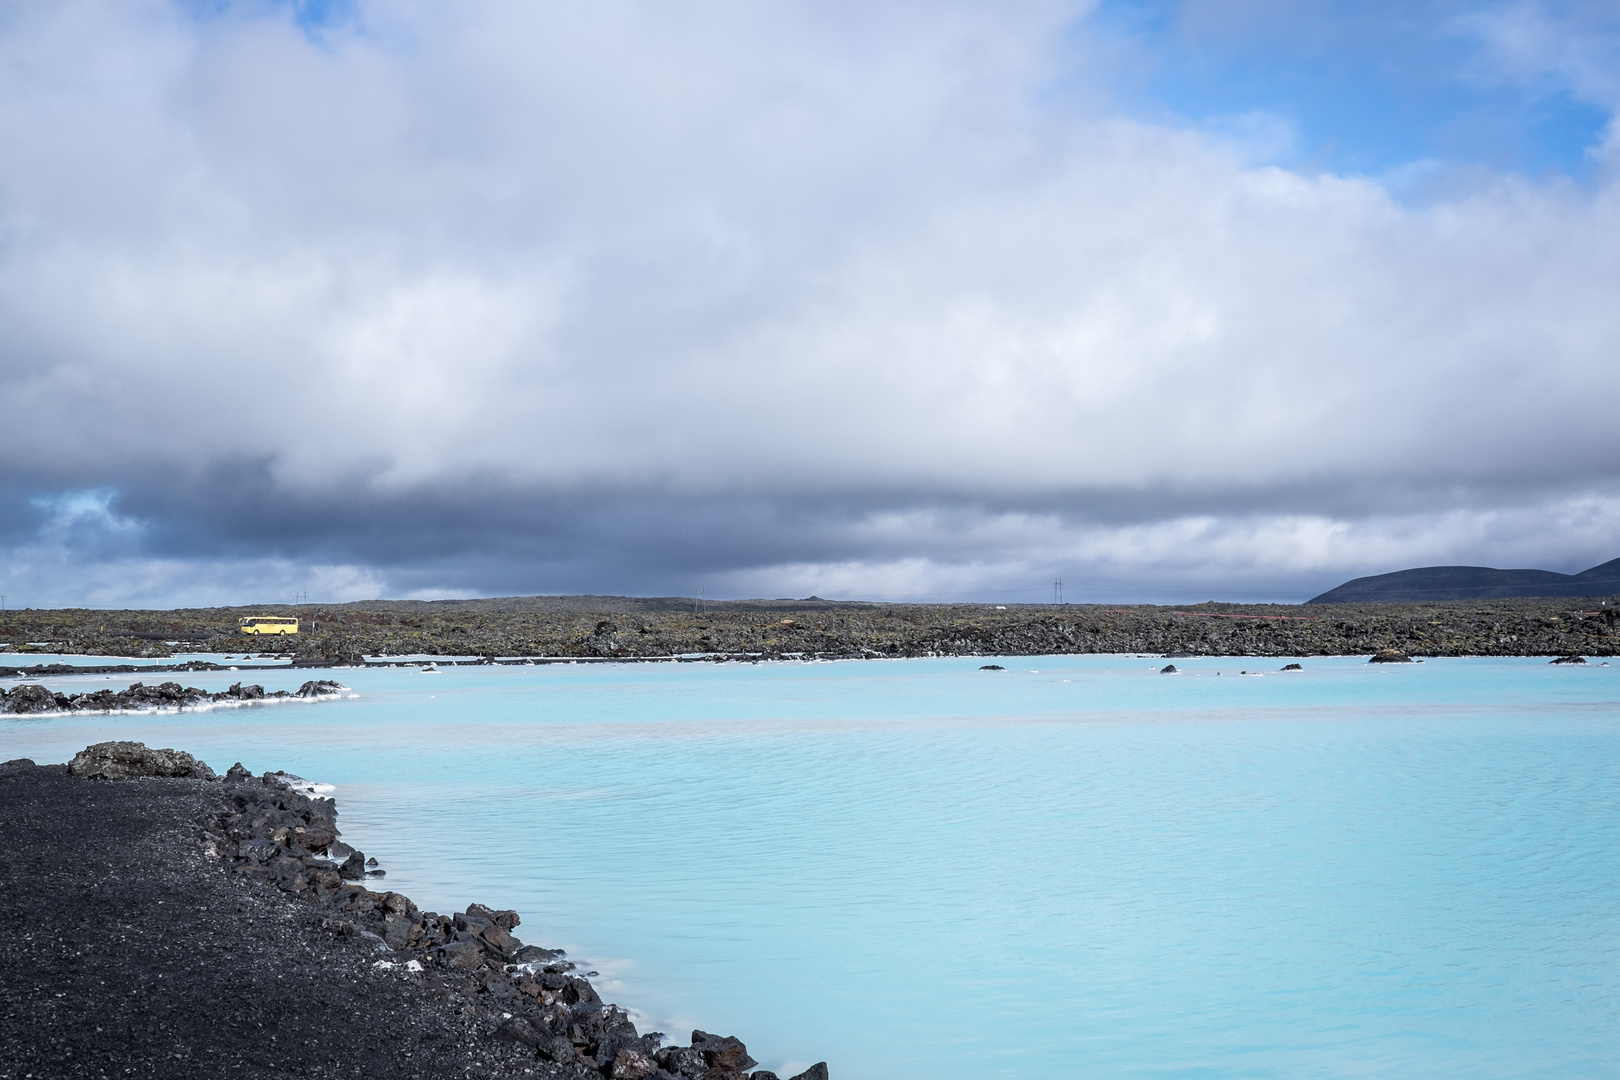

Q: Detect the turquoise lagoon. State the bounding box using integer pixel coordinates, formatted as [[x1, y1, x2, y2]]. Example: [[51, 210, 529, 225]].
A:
[[4, 655, 1620, 1078]]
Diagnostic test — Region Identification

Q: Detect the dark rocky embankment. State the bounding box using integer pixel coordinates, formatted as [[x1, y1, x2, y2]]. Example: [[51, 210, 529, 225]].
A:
[[0, 745, 825, 1080], [0, 679, 343, 714], [4, 594, 1620, 662]]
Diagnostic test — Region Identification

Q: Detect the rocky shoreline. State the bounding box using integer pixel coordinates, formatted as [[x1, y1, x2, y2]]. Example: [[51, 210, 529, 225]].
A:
[[0, 744, 825, 1080], [4, 594, 1619, 664]]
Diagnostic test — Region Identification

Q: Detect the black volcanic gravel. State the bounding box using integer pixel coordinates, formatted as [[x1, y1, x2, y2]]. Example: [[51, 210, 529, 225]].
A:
[[0, 759, 571, 1080]]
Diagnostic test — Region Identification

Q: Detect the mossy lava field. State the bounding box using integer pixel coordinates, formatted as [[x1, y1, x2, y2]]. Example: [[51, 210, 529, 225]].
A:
[[3, 594, 1620, 662]]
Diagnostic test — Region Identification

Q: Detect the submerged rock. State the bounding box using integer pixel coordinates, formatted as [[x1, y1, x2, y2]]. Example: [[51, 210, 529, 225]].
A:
[[1550, 655, 1588, 665], [979, 664, 1005, 671], [1368, 649, 1414, 664], [1159, 664, 1177, 674]]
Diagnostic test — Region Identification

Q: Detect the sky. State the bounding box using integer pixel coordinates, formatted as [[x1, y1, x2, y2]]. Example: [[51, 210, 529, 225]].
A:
[[3, 0, 1619, 608]]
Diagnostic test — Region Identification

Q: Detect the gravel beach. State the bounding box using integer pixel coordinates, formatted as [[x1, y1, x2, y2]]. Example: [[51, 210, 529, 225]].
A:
[[0, 753, 820, 1080]]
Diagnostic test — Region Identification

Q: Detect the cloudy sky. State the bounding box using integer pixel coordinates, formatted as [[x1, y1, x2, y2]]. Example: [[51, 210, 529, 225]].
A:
[[3, 0, 1619, 608]]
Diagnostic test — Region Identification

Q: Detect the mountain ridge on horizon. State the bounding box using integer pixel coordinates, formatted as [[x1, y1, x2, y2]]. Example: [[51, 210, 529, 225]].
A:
[[1308, 558, 1620, 604]]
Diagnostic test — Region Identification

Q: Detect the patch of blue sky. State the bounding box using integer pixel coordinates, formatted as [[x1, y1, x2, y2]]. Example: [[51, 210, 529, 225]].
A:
[[285, 0, 353, 33], [176, 0, 356, 40], [1082, 0, 1617, 179], [22, 490, 145, 561]]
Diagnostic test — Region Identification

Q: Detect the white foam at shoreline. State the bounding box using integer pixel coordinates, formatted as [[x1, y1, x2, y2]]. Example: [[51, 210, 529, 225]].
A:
[[264, 770, 337, 796]]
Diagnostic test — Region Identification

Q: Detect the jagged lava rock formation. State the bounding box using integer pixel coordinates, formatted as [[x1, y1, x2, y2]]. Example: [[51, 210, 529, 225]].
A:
[[0, 679, 343, 714]]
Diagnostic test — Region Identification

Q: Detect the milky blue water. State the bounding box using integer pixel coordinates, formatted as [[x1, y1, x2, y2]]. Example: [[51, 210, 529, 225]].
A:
[[5, 655, 1620, 1079]]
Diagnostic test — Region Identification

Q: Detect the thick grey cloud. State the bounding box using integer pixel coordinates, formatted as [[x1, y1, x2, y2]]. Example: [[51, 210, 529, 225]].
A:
[[2, 0, 1619, 607]]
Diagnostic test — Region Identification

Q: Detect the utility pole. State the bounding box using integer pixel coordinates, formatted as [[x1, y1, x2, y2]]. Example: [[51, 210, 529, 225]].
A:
[[1053, 578, 1064, 605]]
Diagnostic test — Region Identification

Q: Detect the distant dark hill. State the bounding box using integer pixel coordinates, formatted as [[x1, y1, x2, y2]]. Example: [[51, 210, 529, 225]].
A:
[[1308, 558, 1620, 603]]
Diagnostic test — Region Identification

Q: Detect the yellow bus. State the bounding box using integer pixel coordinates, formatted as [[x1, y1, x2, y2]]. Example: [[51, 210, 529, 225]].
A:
[[239, 617, 299, 636]]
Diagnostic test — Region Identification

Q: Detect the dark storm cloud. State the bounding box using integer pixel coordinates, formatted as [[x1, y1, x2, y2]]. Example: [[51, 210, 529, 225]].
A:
[[106, 467, 1620, 569], [6, 465, 1616, 606]]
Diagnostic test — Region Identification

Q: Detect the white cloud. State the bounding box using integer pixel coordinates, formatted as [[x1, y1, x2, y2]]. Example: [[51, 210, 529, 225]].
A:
[[1457, 2, 1620, 111], [1, 0, 1619, 604]]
